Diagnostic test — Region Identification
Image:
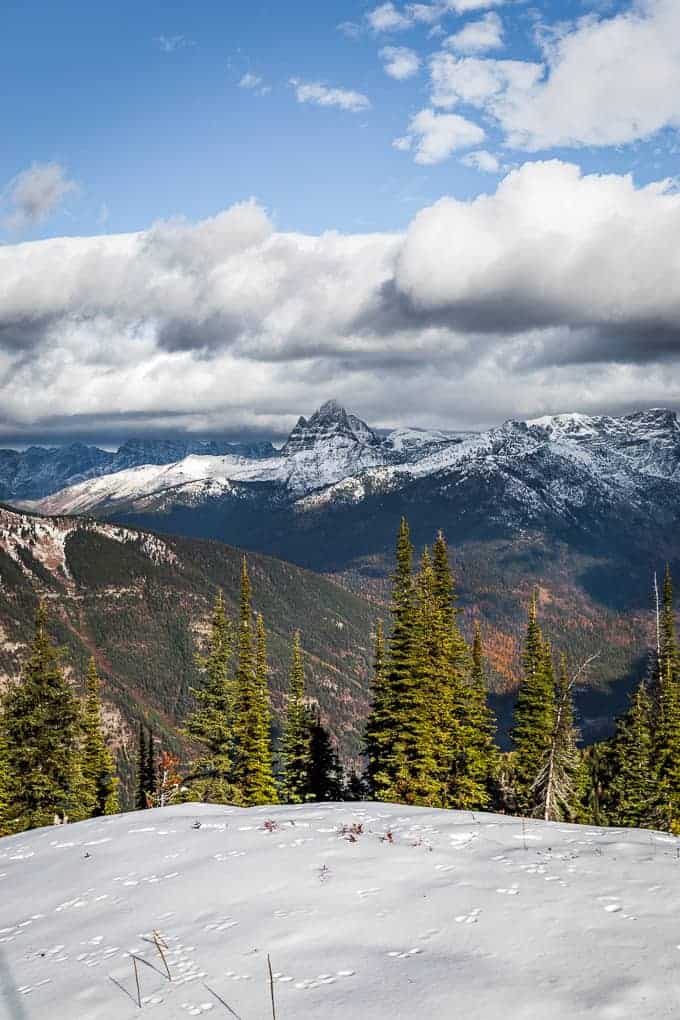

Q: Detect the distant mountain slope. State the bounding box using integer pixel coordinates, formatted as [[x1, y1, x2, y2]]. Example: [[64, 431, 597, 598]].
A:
[[22, 401, 676, 739], [0, 437, 276, 500], [0, 505, 379, 793]]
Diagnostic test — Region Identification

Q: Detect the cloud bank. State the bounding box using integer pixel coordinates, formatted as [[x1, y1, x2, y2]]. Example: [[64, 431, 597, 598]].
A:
[[2, 161, 680, 439]]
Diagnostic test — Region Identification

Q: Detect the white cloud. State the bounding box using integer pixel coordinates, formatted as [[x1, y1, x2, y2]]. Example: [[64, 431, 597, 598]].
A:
[[445, 0, 505, 11], [461, 149, 501, 172], [427, 0, 680, 152], [4, 163, 680, 435], [496, 0, 680, 150], [239, 73, 270, 96], [290, 79, 371, 113], [3, 163, 77, 231], [396, 108, 486, 164], [368, 3, 412, 32], [380, 46, 421, 80], [430, 52, 542, 108], [445, 12, 504, 53], [392, 136, 413, 151]]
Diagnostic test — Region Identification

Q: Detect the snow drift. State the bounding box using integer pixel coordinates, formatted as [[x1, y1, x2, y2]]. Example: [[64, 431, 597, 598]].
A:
[[1, 802, 678, 1019]]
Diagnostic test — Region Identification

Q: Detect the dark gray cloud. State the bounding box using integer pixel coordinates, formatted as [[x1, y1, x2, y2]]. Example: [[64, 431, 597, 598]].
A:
[[2, 160, 680, 441]]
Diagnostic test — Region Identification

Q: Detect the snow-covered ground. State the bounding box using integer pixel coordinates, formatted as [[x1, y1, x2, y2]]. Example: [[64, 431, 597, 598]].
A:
[[1, 803, 679, 1019]]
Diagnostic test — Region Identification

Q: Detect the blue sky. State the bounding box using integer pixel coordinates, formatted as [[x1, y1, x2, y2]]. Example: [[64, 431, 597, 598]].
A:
[[2, 0, 680, 442], [2, 0, 677, 239]]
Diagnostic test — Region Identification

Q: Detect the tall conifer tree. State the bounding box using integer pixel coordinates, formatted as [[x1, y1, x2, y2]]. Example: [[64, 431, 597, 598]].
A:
[[81, 658, 119, 816], [610, 682, 658, 828], [135, 723, 149, 810], [184, 589, 234, 798], [511, 595, 556, 815], [2, 604, 87, 831], [282, 631, 312, 803], [369, 518, 417, 800], [233, 612, 277, 805], [451, 623, 498, 809]]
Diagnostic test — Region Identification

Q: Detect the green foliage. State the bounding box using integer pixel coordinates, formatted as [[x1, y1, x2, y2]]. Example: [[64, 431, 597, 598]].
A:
[[609, 682, 658, 828], [81, 658, 119, 816], [183, 589, 236, 799], [307, 709, 344, 802], [282, 631, 312, 803], [511, 595, 556, 815], [2, 604, 89, 832]]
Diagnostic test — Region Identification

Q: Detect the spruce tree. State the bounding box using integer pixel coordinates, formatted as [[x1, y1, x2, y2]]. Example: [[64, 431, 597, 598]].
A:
[[655, 657, 680, 832], [234, 612, 277, 805], [367, 518, 417, 801], [184, 589, 235, 800], [451, 623, 498, 810], [532, 654, 581, 821], [135, 723, 148, 810], [0, 724, 9, 836], [661, 565, 679, 681], [511, 595, 556, 815], [81, 658, 119, 816], [308, 709, 344, 801], [282, 631, 312, 803], [2, 603, 88, 832], [609, 682, 658, 828], [365, 619, 389, 794], [145, 730, 157, 804]]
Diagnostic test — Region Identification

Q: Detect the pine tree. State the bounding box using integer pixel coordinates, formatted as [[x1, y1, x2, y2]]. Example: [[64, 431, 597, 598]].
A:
[[0, 724, 9, 836], [234, 612, 277, 805], [2, 603, 88, 832], [387, 548, 442, 805], [308, 709, 344, 801], [81, 658, 119, 816], [365, 619, 388, 794], [532, 654, 581, 821], [135, 723, 148, 810], [661, 565, 679, 681], [184, 589, 235, 800], [367, 518, 417, 801], [282, 631, 311, 803], [511, 595, 556, 815], [609, 682, 658, 828], [145, 730, 157, 804], [451, 623, 498, 810], [655, 656, 680, 832]]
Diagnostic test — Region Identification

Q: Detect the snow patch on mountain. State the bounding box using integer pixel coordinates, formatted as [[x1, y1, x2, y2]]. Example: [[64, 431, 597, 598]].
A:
[[23, 403, 680, 525]]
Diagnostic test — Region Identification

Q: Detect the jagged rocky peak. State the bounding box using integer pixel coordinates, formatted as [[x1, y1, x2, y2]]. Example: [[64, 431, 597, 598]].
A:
[[283, 400, 382, 454]]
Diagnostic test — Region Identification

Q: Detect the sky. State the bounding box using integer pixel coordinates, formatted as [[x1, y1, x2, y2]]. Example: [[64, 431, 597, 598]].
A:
[[2, 0, 680, 443]]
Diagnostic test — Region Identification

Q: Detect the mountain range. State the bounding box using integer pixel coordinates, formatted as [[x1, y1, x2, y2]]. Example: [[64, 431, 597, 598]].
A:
[[7, 399, 680, 742]]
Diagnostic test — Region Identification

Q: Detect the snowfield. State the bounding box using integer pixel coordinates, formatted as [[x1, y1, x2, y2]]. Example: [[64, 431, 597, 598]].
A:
[[1, 804, 680, 1019]]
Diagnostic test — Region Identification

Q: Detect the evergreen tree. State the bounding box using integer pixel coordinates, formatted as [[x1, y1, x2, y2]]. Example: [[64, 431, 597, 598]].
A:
[[365, 619, 388, 794], [2, 604, 88, 832], [451, 623, 498, 810], [661, 565, 679, 681], [368, 518, 417, 801], [184, 589, 235, 800], [511, 595, 556, 815], [654, 656, 680, 832], [0, 724, 9, 835], [81, 658, 119, 816], [307, 709, 344, 801], [282, 631, 312, 803], [532, 654, 581, 821], [233, 611, 277, 805], [144, 730, 157, 804], [609, 682, 658, 828], [135, 723, 149, 810]]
